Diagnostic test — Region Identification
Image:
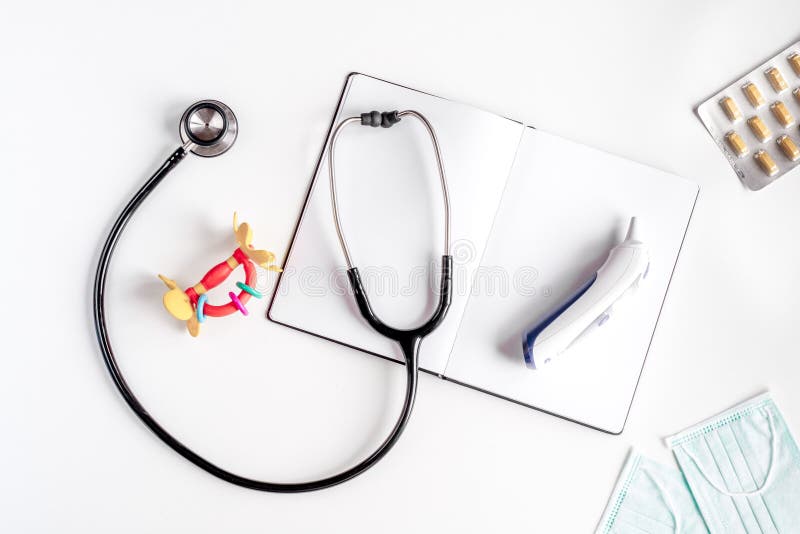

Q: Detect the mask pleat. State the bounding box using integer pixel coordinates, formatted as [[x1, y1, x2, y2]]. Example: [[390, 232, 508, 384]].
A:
[[730, 416, 779, 533]]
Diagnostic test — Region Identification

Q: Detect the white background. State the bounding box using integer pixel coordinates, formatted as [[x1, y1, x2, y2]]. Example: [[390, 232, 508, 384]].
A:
[[2, 1, 800, 532]]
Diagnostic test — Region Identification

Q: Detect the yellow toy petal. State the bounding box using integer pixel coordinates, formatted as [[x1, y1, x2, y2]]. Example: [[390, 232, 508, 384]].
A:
[[233, 212, 253, 248], [245, 248, 276, 268], [163, 288, 193, 321], [158, 274, 179, 290], [236, 223, 253, 250], [186, 315, 200, 337]]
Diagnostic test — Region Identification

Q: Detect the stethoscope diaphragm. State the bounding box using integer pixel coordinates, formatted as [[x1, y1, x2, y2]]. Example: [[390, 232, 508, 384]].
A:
[[179, 99, 238, 157]]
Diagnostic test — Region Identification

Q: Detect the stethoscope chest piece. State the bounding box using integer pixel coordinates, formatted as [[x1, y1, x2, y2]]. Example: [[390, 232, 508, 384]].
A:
[[180, 99, 238, 157]]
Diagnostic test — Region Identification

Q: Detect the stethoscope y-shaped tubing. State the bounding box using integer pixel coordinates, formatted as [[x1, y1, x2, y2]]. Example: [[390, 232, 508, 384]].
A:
[[328, 108, 454, 466], [328, 110, 453, 349]]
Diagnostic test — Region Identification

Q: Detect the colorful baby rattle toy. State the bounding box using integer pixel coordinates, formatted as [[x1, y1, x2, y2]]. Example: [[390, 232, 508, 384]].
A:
[[158, 213, 281, 337]]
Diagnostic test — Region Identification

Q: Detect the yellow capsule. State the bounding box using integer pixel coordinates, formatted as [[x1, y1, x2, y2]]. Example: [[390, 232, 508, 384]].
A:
[[765, 67, 788, 93], [770, 101, 795, 127], [777, 135, 800, 162], [742, 82, 766, 108], [788, 53, 800, 77], [754, 149, 779, 176], [725, 131, 749, 157], [747, 116, 772, 142], [719, 96, 742, 122], [794, 88, 800, 105]]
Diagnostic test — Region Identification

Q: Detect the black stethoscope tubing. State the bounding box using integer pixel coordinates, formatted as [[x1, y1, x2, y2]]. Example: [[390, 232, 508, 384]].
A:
[[93, 104, 452, 492]]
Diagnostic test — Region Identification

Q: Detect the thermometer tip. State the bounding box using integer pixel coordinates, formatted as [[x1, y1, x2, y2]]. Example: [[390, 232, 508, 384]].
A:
[[625, 217, 640, 242]]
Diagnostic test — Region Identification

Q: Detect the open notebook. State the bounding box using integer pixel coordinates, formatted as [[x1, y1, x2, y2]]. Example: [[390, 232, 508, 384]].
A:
[[268, 73, 698, 433]]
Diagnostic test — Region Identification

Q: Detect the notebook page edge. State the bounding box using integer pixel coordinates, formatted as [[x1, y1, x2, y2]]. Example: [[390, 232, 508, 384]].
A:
[[441, 123, 528, 377]]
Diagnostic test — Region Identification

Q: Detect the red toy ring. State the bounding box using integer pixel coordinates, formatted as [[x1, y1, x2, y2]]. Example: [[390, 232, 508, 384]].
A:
[[185, 248, 256, 318]]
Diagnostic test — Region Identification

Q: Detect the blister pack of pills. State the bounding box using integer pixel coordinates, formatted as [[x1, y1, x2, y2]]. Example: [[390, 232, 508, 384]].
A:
[[698, 41, 800, 190]]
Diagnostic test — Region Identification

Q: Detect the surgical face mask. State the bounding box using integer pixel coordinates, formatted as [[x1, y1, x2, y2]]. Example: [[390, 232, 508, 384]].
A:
[[596, 449, 708, 533], [667, 393, 800, 534]]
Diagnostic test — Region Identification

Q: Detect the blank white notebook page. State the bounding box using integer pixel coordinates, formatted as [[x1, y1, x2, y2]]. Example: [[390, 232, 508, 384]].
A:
[[269, 74, 524, 373], [443, 127, 698, 433]]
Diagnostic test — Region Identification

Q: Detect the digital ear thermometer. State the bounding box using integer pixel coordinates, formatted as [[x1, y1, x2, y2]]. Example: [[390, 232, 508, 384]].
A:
[[523, 217, 649, 369]]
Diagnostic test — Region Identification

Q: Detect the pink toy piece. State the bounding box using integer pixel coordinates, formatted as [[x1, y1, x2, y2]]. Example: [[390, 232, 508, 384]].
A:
[[229, 291, 248, 316]]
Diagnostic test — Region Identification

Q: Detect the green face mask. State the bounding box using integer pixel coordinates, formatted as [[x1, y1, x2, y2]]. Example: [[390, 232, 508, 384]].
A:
[[596, 450, 708, 533], [667, 393, 800, 534]]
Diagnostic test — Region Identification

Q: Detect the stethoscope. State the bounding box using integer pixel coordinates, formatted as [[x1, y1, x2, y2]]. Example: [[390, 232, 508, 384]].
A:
[[93, 102, 452, 492]]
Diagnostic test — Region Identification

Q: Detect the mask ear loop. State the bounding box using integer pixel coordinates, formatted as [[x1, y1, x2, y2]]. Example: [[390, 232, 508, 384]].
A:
[[640, 469, 682, 533], [680, 408, 778, 496]]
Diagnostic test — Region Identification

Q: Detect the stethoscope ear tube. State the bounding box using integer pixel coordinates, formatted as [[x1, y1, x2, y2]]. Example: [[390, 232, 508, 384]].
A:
[[330, 109, 454, 359], [331, 109, 454, 360], [329, 110, 451, 269]]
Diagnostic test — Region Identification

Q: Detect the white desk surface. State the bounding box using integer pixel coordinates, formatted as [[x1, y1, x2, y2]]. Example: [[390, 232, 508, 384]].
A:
[[2, 1, 800, 532]]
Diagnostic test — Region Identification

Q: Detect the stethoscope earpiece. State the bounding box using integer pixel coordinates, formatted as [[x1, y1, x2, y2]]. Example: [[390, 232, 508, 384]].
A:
[[179, 100, 238, 157]]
